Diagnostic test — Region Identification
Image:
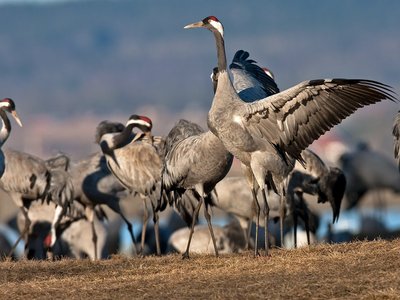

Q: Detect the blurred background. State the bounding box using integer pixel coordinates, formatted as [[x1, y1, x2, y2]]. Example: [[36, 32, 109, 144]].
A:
[[0, 0, 399, 256]]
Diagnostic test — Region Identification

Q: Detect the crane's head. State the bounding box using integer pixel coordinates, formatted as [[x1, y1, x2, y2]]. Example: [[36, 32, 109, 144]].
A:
[[0, 98, 23, 127], [126, 115, 153, 133], [317, 167, 346, 223], [184, 16, 224, 37]]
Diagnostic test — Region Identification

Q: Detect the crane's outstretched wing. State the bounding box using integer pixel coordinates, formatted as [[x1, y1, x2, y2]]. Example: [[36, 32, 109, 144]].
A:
[[230, 50, 279, 101], [392, 111, 400, 169], [243, 79, 396, 161]]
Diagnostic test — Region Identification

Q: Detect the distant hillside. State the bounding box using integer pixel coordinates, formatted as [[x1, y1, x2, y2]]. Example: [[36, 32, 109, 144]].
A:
[[0, 0, 399, 159], [0, 0, 398, 118]]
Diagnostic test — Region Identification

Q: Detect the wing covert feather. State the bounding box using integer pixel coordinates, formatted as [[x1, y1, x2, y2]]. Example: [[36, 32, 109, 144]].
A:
[[244, 79, 396, 159]]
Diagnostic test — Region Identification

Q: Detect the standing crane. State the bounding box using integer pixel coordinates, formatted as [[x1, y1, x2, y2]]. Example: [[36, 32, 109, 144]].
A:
[[339, 142, 400, 209], [212, 49, 289, 247], [96, 115, 166, 255], [2, 150, 74, 256], [162, 119, 233, 258], [68, 151, 128, 260], [0, 98, 22, 177], [184, 16, 395, 256]]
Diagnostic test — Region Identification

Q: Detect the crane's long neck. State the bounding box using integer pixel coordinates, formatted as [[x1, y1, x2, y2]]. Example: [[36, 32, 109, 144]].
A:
[[0, 110, 11, 147], [111, 124, 135, 149], [211, 28, 237, 99], [213, 29, 227, 71], [204, 130, 224, 146]]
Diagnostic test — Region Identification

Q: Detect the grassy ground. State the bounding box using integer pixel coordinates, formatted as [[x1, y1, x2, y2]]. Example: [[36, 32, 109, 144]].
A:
[[1, 239, 399, 299]]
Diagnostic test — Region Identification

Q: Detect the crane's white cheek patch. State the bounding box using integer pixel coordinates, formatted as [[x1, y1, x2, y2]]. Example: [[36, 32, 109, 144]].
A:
[[0, 102, 9, 108], [101, 134, 115, 147], [209, 20, 224, 37]]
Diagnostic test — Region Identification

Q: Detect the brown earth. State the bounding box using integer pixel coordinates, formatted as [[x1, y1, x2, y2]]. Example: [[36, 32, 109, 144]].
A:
[[1, 239, 399, 299]]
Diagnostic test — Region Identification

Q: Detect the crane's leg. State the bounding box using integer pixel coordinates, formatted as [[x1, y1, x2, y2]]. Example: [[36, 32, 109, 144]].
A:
[[203, 199, 219, 257], [120, 214, 139, 256], [260, 189, 270, 256], [245, 219, 252, 250], [85, 207, 98, 260], [50, 205, 65, 248], [279, 184, 286, 248], [182, 197, 202, 260], [250, 188, 261, 257], [292, 208, 298, 249], [140, 198, 150, 255], [300, 196, 311, 246], [237, 217, 252, 250], [105, 200, 139, 255], [242, 165, 261, 257], [9, 206, 31, 258], [153, 210, 161, 256]]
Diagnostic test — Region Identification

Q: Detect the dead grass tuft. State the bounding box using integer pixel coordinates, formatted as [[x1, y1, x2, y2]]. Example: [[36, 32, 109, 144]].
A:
[[1, 239, 399, 299]]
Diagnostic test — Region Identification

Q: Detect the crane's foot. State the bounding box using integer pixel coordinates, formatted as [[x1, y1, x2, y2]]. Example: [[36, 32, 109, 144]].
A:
[[253, 250, 261, 258], [264, 252, 271, 258], [46, 248, 55, 261], [182, 252, 190, 260]]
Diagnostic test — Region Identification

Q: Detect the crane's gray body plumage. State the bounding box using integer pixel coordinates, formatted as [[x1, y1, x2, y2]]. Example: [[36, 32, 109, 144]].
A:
[[45, 154, 75, 212], [104, 135, 164, 210], [1, 148, 50, 202], [163, 119, 233, 197], [162, 119, 233, 258]]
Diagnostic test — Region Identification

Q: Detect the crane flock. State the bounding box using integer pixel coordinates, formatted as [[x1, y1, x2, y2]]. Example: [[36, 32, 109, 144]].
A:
[[0, 15, 398, 260]]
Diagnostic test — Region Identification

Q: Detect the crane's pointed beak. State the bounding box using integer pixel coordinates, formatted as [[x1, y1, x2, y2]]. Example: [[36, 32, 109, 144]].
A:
[[109, 151, 120, 168], [184, 21, 204, 29], [131, 132, 145, 143], [330, 199, 340, 224], [11, 110, 23, 127]]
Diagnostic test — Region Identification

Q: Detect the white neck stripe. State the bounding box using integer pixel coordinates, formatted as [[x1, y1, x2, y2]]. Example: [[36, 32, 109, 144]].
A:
[[209, 20, 224, 37]]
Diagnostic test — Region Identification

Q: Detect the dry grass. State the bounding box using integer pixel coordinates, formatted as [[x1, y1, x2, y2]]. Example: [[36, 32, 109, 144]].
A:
[[1, 239, 400, 299]]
